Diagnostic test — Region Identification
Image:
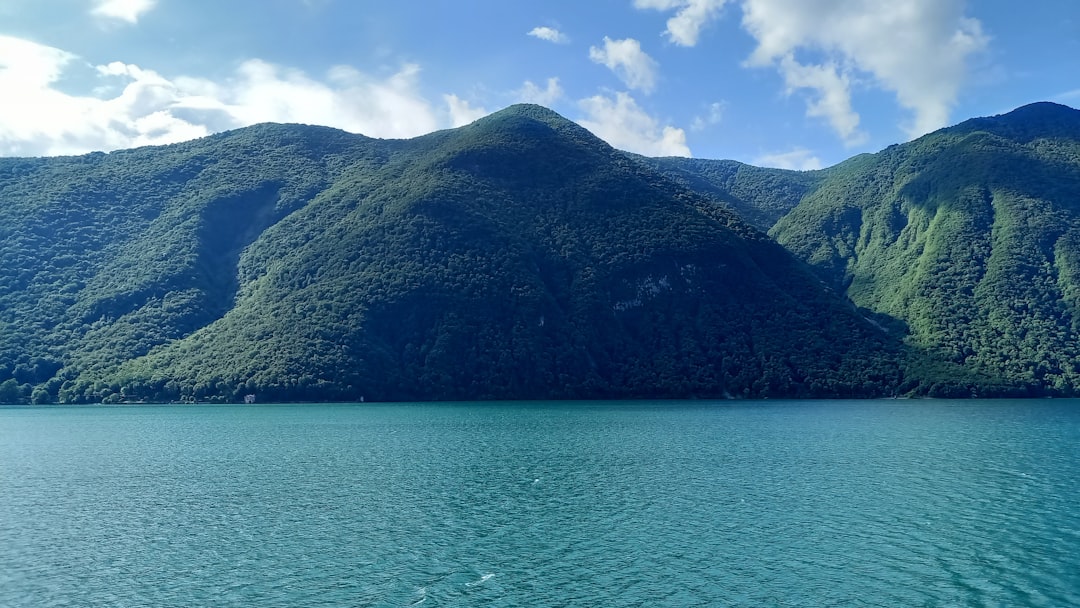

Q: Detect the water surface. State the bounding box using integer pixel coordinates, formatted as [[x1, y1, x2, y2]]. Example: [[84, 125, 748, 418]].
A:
[[1, 400, 1077, 606]]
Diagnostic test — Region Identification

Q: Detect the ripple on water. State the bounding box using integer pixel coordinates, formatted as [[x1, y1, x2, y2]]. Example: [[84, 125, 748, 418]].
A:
[[0, 400, 1078, 607]]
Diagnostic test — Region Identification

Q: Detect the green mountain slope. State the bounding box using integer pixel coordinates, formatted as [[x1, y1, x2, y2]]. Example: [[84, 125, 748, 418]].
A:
[[771, 102, 1080, 394], [0, 104, 917, 403], [0, 124, 392, 403], [642, 157, 824, 232]]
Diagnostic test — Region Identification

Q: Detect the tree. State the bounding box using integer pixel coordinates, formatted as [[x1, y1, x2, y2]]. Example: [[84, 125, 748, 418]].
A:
[[0, 378, 21, 404], [30, 386, 52, 405]]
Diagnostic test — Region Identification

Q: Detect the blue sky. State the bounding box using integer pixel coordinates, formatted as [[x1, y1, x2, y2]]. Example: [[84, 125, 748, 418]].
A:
[[1, 0, 1077, 168]]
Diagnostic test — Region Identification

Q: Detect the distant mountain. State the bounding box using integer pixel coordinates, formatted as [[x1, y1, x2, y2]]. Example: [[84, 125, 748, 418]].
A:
[[641, 157, 825, 232], [770, 102, 1080, 395], [0, 104, 929, 404]]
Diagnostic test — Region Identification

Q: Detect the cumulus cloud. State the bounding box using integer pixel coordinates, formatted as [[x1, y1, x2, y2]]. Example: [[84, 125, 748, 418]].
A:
[[588, 37, 659, 94], [527, 26, 569, 44], [753, 147, 823, 171], [444, 94, 489, 127], [741, 0, 988, 140], [777, 56, 866, 146], [0, 35, 463, 156], [576, 91, 690, 157], [0, 34, 74, 90], [170, 60, 443, 138], [515, 77, 564, 106], [0, 35, 193, 156], [91, 0, 157, 23], [634, 0, 729, 46]]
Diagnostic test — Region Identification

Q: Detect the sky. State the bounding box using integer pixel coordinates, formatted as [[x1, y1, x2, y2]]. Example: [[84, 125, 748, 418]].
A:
[[0, 1, 1077, 169]]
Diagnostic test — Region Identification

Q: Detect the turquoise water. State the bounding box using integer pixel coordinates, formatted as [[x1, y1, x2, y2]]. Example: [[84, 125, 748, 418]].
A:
[[1, 400, 1078, 607]]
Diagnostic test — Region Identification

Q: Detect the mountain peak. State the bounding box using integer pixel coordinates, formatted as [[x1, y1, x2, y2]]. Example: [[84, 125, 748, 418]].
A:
[[465, 104, 596, 141], [430, 103, 614, 167], [490, 103, 567, 121], [1004, 100, 1078, 118], [947, 101, 1080, 142]]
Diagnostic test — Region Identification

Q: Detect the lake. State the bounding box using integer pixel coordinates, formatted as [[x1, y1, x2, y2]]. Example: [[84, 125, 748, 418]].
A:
[[1, 400, 1077, 606]]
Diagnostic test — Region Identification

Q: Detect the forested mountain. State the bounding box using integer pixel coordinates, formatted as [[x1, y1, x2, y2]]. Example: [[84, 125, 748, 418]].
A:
[[641, 157, 826, 232], [0, 104, 939, 404], [3, 102, 1075, 404], [770, 102, 1080, 395], [0, 123, 378, 403]]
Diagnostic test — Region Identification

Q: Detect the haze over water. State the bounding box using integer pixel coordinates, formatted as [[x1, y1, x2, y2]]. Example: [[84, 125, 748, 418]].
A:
[[2, 400, 1077, 606]]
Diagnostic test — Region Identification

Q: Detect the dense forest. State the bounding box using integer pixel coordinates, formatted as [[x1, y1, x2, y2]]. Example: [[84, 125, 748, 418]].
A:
[[767, 102, 1080, 395], [1, 102, 1076, 403]]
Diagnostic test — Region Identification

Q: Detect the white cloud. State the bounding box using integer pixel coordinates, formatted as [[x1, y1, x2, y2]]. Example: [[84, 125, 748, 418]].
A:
[[0, 34, 74, 89], [588, 37, 659, 94], [179, 60, 442, 138], [527, 26, 569, 44], [444, 94, 489, 127], [741, 0, 988, 140], [515, 77, 564, 106], [753, 147, 823, 171], [91, 0, 157, 23], [0, 35, 191, 156], [634, 0, 729, 47], [0, 35, 457, 156], [691, 100, 726, 131], [576, 91, 690, 157], [778, 56, 866, 146]]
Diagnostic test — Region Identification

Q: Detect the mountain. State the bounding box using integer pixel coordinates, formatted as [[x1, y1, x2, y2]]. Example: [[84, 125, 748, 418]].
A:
[[770, 102, 1080, 395], [641, 157, 826, 232], [9, 101, 1073, 404], [0, 104, 927, 404], [0, 123, 378, 403]]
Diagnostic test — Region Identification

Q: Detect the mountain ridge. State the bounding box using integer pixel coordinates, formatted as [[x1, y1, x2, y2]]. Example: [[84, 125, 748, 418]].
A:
[[112, 103, 914, 402], [3, 101, 1076, 403]]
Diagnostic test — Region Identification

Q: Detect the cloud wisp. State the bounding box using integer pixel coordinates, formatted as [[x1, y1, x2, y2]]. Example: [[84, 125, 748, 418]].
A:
[[753, 147, 823, 171], [515, 77, 564, 106], [91, 0, 158, 24], [634, 0, 730, 47], [691, 101, 726, 131], [527, 26, 570, 44], [776, 56, 867, 146], [444, 94, 489, 127], [588, 37, 660, 94]]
